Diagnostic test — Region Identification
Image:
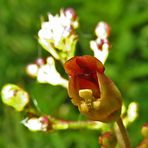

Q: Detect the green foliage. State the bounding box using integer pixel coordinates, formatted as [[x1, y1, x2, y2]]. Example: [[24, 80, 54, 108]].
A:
[[0, 0, 148, 147]]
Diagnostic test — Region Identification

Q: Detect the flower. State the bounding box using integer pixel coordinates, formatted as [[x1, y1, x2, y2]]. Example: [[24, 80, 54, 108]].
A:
[[90, 38, 110, 63], [64, 55, 122, 122], [38, 8, 78, 62], [95, 21, 110, 39], [22, 116, 52, 132], [26, 57, 68, 88], [90, 21, 110, 64], [37, 57, 68, 87]]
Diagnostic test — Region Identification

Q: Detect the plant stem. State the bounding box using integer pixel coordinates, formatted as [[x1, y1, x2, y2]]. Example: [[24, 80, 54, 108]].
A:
[[115, 117, 131, 148], [22, 114, 109, 132], [48, 116, 105, 131]]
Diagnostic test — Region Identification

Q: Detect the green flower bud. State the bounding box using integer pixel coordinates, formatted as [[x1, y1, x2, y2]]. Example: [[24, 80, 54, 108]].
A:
[[1, 84, 29, 111]]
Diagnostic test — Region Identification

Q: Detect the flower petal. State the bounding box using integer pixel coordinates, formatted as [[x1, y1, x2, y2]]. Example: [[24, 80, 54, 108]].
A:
[[64, 55, 104, 76]]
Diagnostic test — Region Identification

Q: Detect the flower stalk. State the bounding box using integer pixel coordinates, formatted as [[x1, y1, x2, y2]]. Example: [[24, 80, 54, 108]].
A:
[[115, 117, 131, 148], [22, 115, 107, 132], [52, 119, 105, 131]]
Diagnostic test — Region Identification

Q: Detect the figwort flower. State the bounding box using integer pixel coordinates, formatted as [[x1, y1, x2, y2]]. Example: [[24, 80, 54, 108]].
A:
[[64, 55, 122, 122]]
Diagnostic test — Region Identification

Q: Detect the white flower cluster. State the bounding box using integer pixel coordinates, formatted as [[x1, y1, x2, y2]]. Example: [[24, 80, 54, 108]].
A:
[[26, 57, 68, 88], [38, 8, 78, 62], [90, 22, 110, 64]]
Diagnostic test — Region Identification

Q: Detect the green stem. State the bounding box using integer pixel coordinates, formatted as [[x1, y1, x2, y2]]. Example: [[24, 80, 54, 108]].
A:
[[116, 117, 131, 148], [53, 121, 103, 130], [22, 114, 108, 132], [48, 116, 105, 131]]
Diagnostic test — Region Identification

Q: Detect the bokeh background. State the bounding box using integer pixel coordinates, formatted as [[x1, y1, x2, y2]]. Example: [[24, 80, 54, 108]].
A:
[[0, 0, 148, 147]]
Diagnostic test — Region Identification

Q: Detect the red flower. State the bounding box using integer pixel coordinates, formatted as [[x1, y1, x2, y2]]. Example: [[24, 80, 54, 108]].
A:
[[64, 55, 122, 122]]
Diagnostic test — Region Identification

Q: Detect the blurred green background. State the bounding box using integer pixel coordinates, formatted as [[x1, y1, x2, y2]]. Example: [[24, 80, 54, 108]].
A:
[[0, 0, 148, 147]]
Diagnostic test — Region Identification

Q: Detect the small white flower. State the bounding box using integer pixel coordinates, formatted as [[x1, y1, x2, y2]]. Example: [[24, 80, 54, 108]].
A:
[[127, 102, 138, 122], [90, 40, 109, 64], [26, 64, 38, 77], [37, 57, 68, 87], [95, 21, 110, 39], [90, 21, 110, 64], [22, 118, 43, 131]]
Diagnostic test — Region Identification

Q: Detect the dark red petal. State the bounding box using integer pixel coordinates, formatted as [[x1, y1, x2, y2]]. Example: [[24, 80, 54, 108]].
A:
[[76, 55, 104, 74], [64, 56, 82, 76], [68, 76, 80, 105], [64, 55, 104, 76]]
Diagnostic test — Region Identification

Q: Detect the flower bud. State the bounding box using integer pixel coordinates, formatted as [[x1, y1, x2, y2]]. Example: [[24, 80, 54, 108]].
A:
[[1, 84, 29, 111], [64, 8, 77, 21], [95, 21, 110, 39], [26, 64, 38, 77], [138, 138, 148, 148], [99, 132, 117, 148], [35, 58, 45, 67], [22, 116, 52, 132], [64, 55, 122, 122], [141, 123, 148, 138]]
